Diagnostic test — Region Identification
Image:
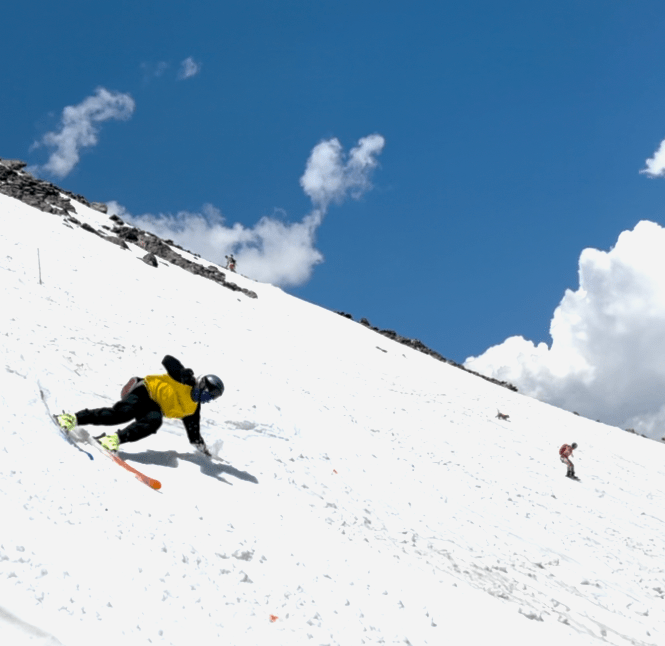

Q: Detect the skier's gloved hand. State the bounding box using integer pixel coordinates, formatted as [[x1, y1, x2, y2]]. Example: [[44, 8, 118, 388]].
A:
[[182, 368, 195, 386], [193, 440, 210, 456]]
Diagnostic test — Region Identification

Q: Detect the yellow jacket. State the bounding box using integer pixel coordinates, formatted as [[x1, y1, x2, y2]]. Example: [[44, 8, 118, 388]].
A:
[[143, 374, 198, 419]]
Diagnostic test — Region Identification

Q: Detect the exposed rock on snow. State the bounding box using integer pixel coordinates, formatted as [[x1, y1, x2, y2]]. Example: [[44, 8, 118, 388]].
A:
[[0, 157, 257, 299], [338, 311, 518, 392]]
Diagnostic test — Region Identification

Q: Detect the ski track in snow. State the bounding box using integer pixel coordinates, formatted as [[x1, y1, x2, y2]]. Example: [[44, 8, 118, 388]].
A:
[[1, 191, 664, 645]]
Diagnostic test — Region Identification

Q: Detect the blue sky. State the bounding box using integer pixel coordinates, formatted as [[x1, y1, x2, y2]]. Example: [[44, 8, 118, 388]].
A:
[[5, 0, 665, 370]]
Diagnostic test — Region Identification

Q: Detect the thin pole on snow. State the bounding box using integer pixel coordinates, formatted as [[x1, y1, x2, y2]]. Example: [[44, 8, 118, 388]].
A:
[[37, 248, 42, 285]]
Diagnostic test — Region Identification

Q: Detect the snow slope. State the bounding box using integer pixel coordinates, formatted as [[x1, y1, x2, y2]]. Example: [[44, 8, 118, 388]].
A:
[[1, 191, 664, 645]]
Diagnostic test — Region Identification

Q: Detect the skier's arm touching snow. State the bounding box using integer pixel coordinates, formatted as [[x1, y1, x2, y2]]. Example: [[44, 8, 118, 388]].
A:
[[161, 355, 219, 455], [183, 408, 209, 454], [163, 355, 209, 453]]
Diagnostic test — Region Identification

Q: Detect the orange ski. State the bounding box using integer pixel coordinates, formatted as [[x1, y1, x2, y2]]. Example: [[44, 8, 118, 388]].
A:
[[82, 430, 162, 490]]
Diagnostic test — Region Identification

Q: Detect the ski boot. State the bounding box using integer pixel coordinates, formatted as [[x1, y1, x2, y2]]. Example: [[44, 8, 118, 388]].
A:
[[97, 433, 120, 452], [56, 413, 77, 432]]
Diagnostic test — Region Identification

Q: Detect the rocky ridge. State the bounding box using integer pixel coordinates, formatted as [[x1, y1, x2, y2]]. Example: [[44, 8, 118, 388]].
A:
[[337, 312, 517, 392], [1, 156, 516, 391], [0, 158, 257, 299]]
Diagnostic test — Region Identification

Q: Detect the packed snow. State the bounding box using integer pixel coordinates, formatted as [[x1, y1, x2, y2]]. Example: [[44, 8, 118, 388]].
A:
[[1, 191, 664, 645]]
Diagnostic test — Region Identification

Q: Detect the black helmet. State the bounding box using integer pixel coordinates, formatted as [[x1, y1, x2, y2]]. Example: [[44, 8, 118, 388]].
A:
[[193, 374, 224, 403], [571, 442, 578, 449]]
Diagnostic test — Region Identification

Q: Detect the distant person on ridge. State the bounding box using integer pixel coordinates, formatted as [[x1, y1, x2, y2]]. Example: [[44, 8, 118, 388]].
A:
[[559, 442, 578, 479], [56, 355, 224, 455], [225, 254, 236, 272]]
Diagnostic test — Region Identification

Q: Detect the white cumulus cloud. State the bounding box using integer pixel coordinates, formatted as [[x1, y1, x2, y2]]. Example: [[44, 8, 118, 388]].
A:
[[641, 138, 665, 177], [300, 134, 385, 209], [465, 220, 665, 439], [178, 57, 201, 80], [32, 87, 135, 178], [109, 134, 385, 287]]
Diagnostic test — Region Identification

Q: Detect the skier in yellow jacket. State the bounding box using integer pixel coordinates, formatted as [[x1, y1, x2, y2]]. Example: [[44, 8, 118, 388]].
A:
[[56, 355, 223, 454]]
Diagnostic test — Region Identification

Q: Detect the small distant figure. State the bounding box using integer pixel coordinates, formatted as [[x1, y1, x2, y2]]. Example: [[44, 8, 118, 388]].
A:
[[496, 410, 510, 421], [225, 254, 237, 272], [559, 442, 579, 479]]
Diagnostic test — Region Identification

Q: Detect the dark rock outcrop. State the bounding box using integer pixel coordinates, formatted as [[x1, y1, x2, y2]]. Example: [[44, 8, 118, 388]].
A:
[[90, 202, 108, 214], [0, 158, 76, 216], [141, 253, 159, 268]]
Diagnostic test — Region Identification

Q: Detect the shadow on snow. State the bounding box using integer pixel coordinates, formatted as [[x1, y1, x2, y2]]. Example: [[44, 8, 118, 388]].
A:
[[120, 449, 259, 485]]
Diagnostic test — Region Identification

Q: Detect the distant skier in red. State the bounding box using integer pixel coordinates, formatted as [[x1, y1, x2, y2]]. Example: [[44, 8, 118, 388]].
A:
[[559, 442, 578, 479]]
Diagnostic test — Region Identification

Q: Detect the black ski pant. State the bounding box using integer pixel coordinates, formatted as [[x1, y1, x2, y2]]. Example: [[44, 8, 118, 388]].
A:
[[75, 385, 163, 444]]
